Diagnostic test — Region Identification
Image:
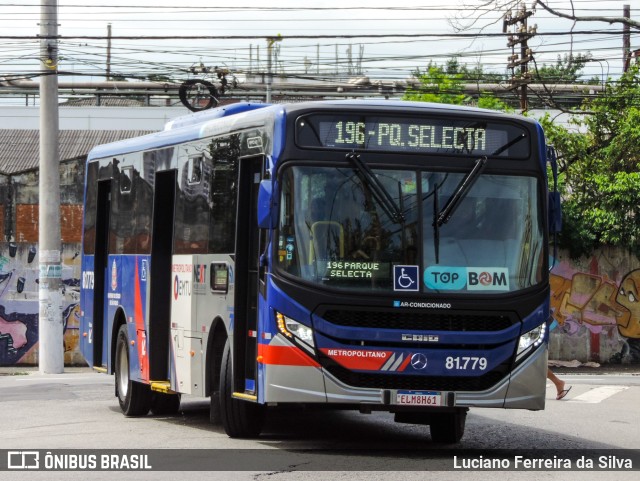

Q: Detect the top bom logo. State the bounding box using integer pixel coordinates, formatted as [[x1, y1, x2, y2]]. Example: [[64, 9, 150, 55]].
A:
[[478, 271, 493, 286]]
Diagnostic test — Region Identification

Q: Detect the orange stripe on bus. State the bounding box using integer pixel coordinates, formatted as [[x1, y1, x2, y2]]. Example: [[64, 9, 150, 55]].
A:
[[257, 344, 320, 367], [398, 353, 413, 371], [134, 260, 149, 381]]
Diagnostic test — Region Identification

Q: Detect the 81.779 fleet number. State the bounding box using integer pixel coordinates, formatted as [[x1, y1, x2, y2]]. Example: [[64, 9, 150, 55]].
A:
[[445, 356, 488, 370]]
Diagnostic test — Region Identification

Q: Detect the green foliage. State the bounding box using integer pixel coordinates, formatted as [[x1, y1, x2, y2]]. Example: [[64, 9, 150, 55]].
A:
[[477, 95, 512, 112], [557, 201, 599, 259], [403, 60, 510, 111], [541, 64, 640, 258], [445, 57, 506, 83], [404, 63, 469, 105], [405, 57, 640, 259], [534, 53, 593, 84]]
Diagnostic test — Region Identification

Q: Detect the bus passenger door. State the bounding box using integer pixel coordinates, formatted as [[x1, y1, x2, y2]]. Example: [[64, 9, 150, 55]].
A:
[[149, 170, 176, 381], [92, 180, 111, 369], [233, 156, 263, 396]]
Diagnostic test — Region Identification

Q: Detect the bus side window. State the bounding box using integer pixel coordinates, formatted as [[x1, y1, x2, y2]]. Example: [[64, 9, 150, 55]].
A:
[[187, 156, 203, 184], [119, 166, 133, 194], [208, 136, 240, 254], [83, 162, 99, 255], [110, 159, 137, 254], [175, 152, 212, 254]]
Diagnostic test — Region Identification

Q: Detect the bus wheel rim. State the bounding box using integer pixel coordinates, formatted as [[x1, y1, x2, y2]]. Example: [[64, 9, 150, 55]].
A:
[[118, 344, 129, 398]]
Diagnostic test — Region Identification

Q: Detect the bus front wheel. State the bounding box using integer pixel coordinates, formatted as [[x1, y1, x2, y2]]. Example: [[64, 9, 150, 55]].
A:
[[115, 324, 151, 416], [219, 340, 265, 438]]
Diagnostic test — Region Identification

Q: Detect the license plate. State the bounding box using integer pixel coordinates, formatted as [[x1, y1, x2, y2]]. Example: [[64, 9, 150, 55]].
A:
[[396, 390, 442, 406]]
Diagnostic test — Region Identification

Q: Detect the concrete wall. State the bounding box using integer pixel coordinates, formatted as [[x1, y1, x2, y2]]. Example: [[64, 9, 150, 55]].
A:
[[549, 248, 640, 364], [0, 158, 84, 366], [0, 241, 82, 365]]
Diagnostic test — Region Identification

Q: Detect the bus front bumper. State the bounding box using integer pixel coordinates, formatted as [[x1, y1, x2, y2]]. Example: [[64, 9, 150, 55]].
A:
[[261, 336, 547, 411]]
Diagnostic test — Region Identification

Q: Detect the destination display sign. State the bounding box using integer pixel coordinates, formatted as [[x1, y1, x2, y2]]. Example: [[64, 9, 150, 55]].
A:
[[296, 113, 530, 157]]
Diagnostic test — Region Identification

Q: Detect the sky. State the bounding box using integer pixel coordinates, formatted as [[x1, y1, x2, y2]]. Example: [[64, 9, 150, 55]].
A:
[[0, 1, 638, 87]]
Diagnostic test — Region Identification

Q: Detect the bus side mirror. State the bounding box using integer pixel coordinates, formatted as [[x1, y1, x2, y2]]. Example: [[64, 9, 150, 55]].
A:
[[257, 179, 276, 229], [548, 191, 562, 234], [547, 146, 562, 234]]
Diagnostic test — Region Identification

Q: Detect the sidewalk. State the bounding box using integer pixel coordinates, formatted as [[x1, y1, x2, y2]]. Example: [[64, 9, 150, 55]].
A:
[[0, 365, 94, 376], [549, 360, 640, 375]]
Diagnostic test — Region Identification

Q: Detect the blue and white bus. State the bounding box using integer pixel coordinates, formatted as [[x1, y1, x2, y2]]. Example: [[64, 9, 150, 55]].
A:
[[80, 100, 560, 443]]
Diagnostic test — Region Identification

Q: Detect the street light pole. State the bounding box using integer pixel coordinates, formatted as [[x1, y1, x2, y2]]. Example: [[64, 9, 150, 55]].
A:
[[39, 0, 64, 374]]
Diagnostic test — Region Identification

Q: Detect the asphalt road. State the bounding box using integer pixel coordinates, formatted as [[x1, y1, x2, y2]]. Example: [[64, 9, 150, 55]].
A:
[[0, 366, 639, 481]]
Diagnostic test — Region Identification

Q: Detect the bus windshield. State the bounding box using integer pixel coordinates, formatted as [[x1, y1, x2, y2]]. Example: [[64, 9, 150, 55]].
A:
[[275, 165, 544, 294]]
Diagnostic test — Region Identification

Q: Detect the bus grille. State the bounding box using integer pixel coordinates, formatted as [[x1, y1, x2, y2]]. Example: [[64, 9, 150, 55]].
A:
[[320, 309, 514, 332], [322, 362, 508, 392]]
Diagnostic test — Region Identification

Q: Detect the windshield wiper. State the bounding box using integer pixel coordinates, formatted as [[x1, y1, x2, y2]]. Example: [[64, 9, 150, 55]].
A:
[[434, 156, 487, 227], [434, 133, 526, 228], [346, 151, 405, 224]]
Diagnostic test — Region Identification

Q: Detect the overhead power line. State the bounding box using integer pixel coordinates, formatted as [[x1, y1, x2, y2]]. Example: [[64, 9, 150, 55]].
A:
[[0, 30, 633, 40]]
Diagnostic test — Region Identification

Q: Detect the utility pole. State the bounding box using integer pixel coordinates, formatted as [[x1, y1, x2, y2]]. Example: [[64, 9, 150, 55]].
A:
[[266, 36, 281, 103], [623, 5, 630, 73], [39, 0, 64, 374], [503, 3, 536, 112], [106, 23, 112, 80]]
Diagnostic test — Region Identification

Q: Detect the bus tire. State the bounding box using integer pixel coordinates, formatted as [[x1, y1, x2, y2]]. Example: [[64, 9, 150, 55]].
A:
[[210, 390, 221, 425], [219, 340, 265, 438], [115, 324, 151, 416], [429, 409, 467, 444], [209, 331, 225, 425], [150, 392, 181, 416]]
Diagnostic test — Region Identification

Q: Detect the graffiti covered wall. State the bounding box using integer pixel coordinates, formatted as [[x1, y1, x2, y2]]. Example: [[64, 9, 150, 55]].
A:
[[550, 247, 640, 364], [0, 242, 83, 366], [0, 131, 157, 367], [0, 155, 85, 366]]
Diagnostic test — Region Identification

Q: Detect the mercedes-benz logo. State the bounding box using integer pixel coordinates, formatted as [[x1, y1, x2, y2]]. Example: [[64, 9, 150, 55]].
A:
[[410, 353, 428, 370]]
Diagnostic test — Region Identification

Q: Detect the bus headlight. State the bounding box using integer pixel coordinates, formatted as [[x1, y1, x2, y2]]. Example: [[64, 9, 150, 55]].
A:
[[276, 312, 315, 348], [516, 323, 546, 362]]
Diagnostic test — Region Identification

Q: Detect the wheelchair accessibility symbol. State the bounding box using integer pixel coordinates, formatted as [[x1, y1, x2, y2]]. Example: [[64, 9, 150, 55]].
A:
[[393, 265, 419, 291]]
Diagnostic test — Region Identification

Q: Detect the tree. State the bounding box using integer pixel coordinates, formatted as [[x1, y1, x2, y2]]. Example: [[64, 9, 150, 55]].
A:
[[454, 1, 639, 31], [454, 1, 636, 108], [404, 58, 640, 259], [404, 63, 469, 105], [528, 53, 601, 110], [404, 61, 512, 111], [444, 57, 506, 83], [533, 53, 595, 84], [533, 1, 639, 29], [539, 64, 640, 258]]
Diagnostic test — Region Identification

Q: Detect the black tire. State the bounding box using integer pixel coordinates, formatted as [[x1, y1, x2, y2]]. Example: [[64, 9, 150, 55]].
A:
[[209, 331, 225, 425], [429, 409, 467, 444], [210, 387, 221, 425], [114, 325, 151, 416], [219, 340, 265, 438], [179, 79, 219, 112], [150, 392, 181, 416]]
